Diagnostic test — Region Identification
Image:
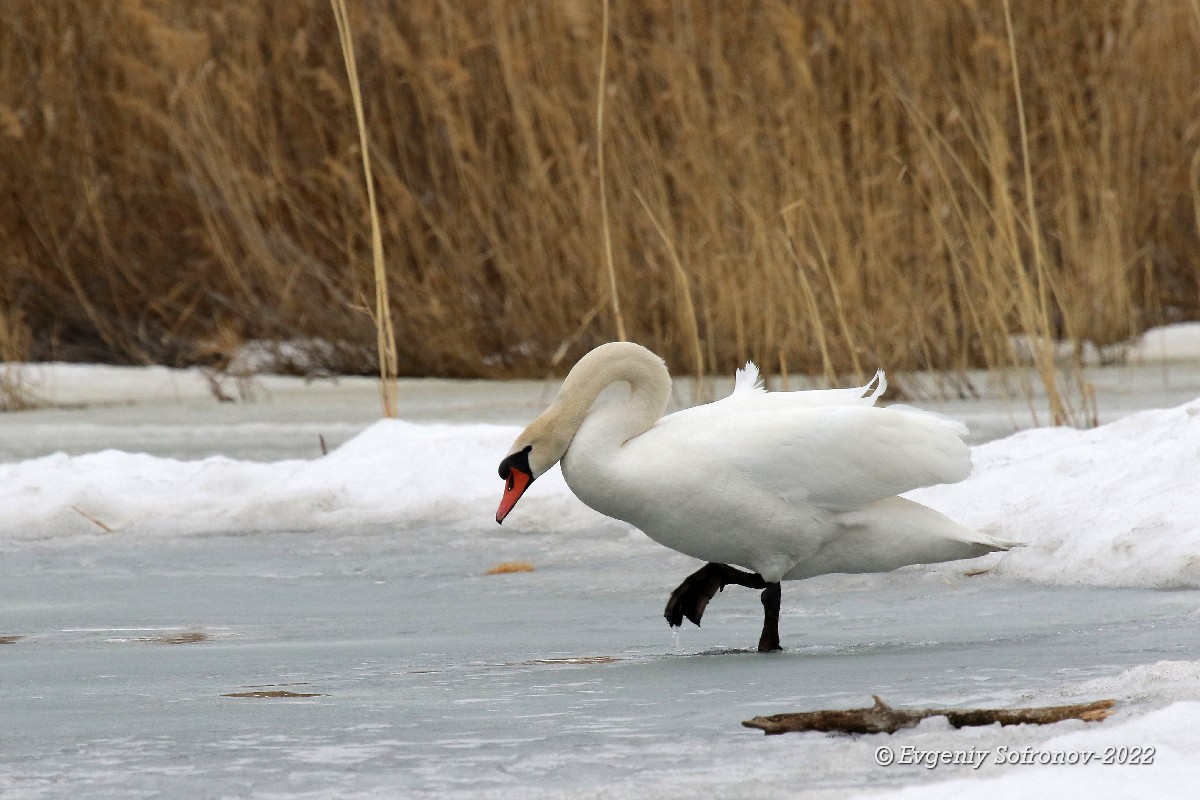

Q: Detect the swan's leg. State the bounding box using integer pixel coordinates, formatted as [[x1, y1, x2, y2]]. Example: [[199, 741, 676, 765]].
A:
[[757, 582, 783, 652], [664, 562, 767, 628]]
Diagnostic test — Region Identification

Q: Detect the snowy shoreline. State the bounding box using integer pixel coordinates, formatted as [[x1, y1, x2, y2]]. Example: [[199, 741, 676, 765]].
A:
[[3, 380, 1199, 591]]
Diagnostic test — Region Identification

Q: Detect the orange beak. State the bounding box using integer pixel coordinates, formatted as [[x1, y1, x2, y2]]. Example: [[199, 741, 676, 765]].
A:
[[496, 468, 533, 524]]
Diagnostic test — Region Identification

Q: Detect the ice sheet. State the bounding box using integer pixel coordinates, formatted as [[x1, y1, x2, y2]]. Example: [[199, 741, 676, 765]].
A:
[[3, 531, 1200, 799]]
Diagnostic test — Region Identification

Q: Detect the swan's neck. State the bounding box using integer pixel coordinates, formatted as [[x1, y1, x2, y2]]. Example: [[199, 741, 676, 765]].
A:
[[561, 345, 670, 442], [528, 343, 672, 474]]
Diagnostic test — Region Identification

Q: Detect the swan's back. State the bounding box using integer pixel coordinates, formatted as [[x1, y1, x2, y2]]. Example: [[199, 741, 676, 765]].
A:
[[641, 364, 970, 512], [665, 363, 888, 424]]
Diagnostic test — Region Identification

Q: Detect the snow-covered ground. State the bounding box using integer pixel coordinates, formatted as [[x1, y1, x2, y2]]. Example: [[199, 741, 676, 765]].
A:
[[3, 337, 1200, 798]]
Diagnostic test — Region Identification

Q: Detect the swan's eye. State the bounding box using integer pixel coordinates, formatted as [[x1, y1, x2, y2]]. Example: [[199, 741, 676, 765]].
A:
[[499, 445, 533, 482]]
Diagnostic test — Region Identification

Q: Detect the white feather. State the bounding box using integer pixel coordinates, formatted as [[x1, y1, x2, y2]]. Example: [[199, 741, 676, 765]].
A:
[[732, 361, 765, 395]]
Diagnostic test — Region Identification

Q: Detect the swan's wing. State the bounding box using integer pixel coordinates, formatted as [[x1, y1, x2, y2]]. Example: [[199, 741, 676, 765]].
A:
[[674, 364, 887, 427], [730, 362, 887, 408], [645, 404, 970, 512]]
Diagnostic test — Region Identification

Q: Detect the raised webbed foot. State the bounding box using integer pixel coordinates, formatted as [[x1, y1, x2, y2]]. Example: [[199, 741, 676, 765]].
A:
[[664, 564, 725, 627], [664, 563, 768, 628]]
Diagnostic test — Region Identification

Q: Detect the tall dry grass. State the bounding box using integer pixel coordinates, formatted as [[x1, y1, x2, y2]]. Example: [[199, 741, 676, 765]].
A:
[[1, 1, 1199, 417], [331, 0, 398, 417]]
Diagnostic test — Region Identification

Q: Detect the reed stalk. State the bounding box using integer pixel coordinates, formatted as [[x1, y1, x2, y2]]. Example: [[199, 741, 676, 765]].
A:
[[331, 0, 398, 417], [596, 0, 625, 342]]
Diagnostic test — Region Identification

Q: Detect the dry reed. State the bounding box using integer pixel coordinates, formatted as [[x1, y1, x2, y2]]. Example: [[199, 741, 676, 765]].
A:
[[331, 0, 399, 417], [1, 1, 1198, 420]]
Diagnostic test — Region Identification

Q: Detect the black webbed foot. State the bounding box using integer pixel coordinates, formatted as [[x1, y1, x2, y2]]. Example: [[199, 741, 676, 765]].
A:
[[664, 563, 768, 628], [664, 564, 725, 627]]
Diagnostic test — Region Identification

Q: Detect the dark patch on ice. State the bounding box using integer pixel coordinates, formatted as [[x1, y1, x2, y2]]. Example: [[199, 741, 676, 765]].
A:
[[488, 656, 623, 668], [0, 635, 22, 645], [522, 655, 620, 666], [673, 647, 763, 657], [223, 690, 325, 698], [143, 631, 212, 645], [244, 681, 315, 688]]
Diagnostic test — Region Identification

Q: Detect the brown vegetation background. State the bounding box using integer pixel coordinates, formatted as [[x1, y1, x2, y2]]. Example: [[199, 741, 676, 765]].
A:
[[1, 0, 1199, 383]]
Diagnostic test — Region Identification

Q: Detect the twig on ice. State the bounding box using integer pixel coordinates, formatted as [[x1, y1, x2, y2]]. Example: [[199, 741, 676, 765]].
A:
[[72, 505, 114, 533], [743, 695, 1116, 735]]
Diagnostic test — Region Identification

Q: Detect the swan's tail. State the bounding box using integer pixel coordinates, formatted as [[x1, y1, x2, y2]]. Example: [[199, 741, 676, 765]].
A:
[[974, 532, 1024, 551], [966, 530, 1023, 552], [785, 497, 1021, 580]]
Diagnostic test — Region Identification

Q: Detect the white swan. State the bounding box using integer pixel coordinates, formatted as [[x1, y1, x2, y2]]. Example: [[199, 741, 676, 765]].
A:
[[496, 342, 1013, 652]]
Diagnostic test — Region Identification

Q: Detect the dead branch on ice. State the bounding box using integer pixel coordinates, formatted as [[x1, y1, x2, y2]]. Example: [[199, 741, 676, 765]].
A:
[[742, 695, 1116, 735]]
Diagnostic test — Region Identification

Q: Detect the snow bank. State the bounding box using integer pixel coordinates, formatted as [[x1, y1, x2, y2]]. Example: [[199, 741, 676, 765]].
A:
[[1061, 660, 1200, 706], [1008, 321, 1200, 365], [0, 420, 604, 542], [3, 397, 1200, 589], [911, 398, 1200, 588], [1133, 322, 1200, 363], [6, 362, 220, 406]]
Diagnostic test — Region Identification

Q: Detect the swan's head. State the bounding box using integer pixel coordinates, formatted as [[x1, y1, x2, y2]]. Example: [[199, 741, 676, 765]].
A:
[[496, 341, 669, 524], [495, 415, 573, 524]]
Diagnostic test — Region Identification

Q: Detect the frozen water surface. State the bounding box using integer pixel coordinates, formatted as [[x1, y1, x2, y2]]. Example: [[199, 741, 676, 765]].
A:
[[3, 356, 1200, 797], [4, 528, 1199, 799]]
